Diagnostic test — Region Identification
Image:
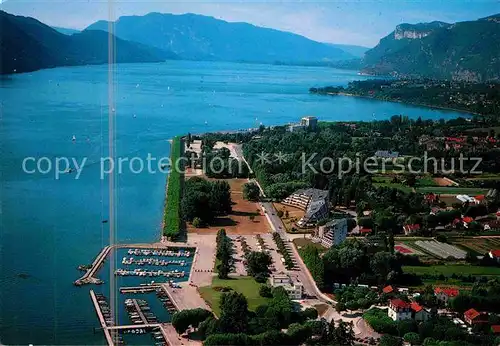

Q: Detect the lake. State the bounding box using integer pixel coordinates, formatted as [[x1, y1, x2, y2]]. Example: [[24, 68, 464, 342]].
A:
[[0, 60, 467, 344]]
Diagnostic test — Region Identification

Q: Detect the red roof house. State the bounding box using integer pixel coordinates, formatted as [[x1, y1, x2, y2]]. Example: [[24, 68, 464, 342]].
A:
[[403, 224, 421, 235], [491, 325, 500, 334], [463, 216, 474, 224], [489, 249, 500, 262], [464, 308, 487, 325], [475, 195, 485, 202], [410, 302, 423, 313], [382, 285, 394, 294], [434, 287, 459, 304], [359, 228, 372, 235]]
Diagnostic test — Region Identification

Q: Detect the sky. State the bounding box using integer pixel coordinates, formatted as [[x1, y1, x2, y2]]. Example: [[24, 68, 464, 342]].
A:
[[1, 0, 499, 47]]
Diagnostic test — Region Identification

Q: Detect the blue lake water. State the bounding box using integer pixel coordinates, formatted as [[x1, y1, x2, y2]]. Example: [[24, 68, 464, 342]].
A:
[[0, 60, 468, 344]]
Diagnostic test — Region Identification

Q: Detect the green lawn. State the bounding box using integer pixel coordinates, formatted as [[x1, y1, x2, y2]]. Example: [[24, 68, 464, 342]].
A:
[[403, 265, 500, 276], [416, 176, 437, 187], [198, 276, 270, 316], [415, 186, 489, 195], [163, 136, 183, 239], [374, 182, 413, 193]]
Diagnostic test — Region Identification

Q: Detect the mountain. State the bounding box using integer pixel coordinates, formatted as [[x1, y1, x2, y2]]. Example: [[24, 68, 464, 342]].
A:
[[327, 44, 370, 58], [52, 26, 80, 35], [362, 16, 500, 81], [85, 12, 354, 63], [0, 11, 177, 74]]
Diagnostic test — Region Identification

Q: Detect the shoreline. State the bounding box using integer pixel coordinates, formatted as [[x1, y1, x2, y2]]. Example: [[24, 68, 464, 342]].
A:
[[324, 92, 479, 116]]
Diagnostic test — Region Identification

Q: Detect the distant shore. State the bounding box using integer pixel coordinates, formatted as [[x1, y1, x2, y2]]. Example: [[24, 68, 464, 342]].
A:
[[323, 92, 478, 116]]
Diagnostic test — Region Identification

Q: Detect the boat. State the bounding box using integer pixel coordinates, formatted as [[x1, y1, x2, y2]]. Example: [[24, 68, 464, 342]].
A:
[[72, 135, 76, 141]]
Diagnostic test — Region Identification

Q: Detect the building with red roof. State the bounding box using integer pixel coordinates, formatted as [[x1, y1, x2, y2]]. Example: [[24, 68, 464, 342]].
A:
[[382, 285, 394, 294], [388, 299, 411, 321], [475, 195, 485, 202], [359, 228, 372, 236], [403, 224, 421, 235], [434, 287, 459, 305], [463, 216, 473, 223], [491, 325, 500, 334], [464, 308, 487, 325], [489, 249, 500, 262], [410, 302, 429, 321]]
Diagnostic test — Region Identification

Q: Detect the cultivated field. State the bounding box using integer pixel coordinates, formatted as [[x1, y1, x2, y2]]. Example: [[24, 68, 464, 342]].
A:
[[416, 187, 489, 195], [451, 237, 500, 255], [433, 177, 457, 187], [413, 240, 467, 259], [394, 242, 424, 256], [403, 265, 500, 277], [187, 178, 269, 235]]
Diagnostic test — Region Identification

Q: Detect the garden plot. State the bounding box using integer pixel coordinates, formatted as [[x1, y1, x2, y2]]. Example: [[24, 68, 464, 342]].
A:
[[394, 243, 424, 256], [414, 240, 467, 259]]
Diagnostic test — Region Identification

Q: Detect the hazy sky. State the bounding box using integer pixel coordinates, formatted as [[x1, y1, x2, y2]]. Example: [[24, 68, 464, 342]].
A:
[[2, 0, 499, 46]]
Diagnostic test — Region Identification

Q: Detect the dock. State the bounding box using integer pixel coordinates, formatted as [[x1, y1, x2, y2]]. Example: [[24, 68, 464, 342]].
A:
[[131, 299, 149, 324], [75, 246, 112, 285], [119, 285, 160, 294], [89, 290, 115, 346]]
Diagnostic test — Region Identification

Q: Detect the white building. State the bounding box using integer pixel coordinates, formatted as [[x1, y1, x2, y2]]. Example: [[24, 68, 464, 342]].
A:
[[282, 188, 329, 228], [316, 219, 348, 247], [270, 273, 303, 300], [300, 116, 318, 130], [388, 299, 412, 321]]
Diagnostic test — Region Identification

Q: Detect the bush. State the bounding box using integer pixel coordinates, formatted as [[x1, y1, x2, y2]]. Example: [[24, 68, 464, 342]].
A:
[[192, 217, 203, 228], [259, 285, 273, 298], [363, 308, 398, 335], [255, 272, 268, 283]]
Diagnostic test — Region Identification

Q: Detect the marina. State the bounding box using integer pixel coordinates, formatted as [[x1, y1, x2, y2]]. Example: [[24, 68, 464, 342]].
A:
[[121, 257, 187, 266], [114, 268, 186, 278]]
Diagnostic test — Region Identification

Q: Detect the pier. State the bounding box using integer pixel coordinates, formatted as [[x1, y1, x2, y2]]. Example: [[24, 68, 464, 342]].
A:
[[89, 290, 115, 346], [131, 299, 149, 324], [119, 285, 160, 294], [75, 246, 112, 285]]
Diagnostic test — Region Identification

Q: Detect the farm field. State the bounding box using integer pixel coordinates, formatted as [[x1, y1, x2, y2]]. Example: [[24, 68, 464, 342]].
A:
[[404, 265, 500, 277], [187, 178, 269, 235], [413, 240, 466, 259], [394, 242, 424, 256], [372, 176, 412, 193], [450, 237, 500, 255], [433, 177, 458, 186], [416, 186, 489, 195]]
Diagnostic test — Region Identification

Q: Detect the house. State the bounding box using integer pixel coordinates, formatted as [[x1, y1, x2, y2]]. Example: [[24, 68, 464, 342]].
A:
[[269, 273, 303, 300], [282, 188, 329, 227], [491, 325, 500, 334], [410, 302, 429, 322], [382, 285, 395, 294], [425, 193, 438, 204], [489, 249, 500, 262], [464, 308, 487, 325], [374, 150, 399, 159], [474, 195, 486, 203], [403, 224, 421, 235], [359, 228, 372, 236], [434, 287, 459, 305], [388, 299, 412, 321], [462, 216, 474, 228], [456, 195, 475, 203], [316, 219, 348, 248]]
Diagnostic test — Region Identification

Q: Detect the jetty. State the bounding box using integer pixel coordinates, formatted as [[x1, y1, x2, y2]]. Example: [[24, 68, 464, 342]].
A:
[[119, 285, 160, 294], [89, 290, 116, 346], [75, 246, 112, 285]]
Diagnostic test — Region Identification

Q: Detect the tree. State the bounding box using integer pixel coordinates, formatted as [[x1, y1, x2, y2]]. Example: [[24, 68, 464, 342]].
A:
[[404, 332, 420, 345], [219, 291, 249, 333], [246, 251, 272, 280], [198, 316, 219, 339], [380, 334, 402, 346], [277, 209, 284, 218], [259, 285, 273, 298], [171, 308, 213, 334], [302, 307, 318, 320], [249, 215, 255, 222], [192, 217, 203, 228], [287, 323, 312, 345], [243, 182, 260, 201]]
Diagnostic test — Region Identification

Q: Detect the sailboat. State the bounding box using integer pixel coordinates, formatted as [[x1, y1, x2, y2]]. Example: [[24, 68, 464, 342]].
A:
[[72, 135, 76, 142]]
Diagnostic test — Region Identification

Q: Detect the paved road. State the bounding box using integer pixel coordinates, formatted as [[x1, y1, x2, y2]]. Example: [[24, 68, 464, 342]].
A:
[[233, 143, 335, 304]]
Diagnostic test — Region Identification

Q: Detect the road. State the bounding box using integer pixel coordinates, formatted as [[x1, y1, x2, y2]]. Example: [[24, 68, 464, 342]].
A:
[[232, 143, 335, 305]]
